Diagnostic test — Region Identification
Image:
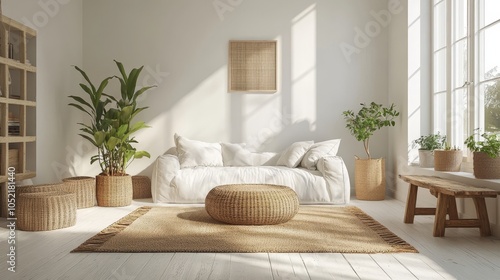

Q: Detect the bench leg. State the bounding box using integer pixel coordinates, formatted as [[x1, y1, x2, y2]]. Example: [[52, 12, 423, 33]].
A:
[[473, 197, 491, 237], [447, 196, 459, 220], [404, 184, 418, 224], [434, 193, 449, 237]]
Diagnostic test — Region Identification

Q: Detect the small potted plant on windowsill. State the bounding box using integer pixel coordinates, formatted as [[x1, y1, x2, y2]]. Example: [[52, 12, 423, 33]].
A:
[[464, 130, 500, 179], [433, 143, 462, 172], [412, 133, 446, 168], [343, 102, 399, 201]]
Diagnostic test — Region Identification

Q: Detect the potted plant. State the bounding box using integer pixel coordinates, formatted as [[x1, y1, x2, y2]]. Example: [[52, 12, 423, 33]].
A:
[[433, 143, 462, 172], [69, 60, 155, 206], [412, 133, 446, 168], [464, 130, 500, 179], [343, 102, 399, 200]]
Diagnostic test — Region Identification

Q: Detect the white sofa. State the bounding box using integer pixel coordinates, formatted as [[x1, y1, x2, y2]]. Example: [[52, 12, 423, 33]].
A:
[[151, 135, 351, 205]]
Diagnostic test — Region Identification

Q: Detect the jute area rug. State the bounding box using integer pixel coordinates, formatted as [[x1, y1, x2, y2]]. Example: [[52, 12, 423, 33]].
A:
[[72, 206, 417, 253]]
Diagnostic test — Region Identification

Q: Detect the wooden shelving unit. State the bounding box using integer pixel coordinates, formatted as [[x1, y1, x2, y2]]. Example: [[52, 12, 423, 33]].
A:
[[0, 15, 36, 217]]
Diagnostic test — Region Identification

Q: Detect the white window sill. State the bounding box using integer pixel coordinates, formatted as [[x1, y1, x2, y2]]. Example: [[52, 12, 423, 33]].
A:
[[406, 164, 500, 191]]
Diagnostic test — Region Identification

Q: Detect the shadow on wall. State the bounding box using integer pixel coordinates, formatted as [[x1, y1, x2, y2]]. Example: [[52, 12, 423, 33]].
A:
[[62, 0, 392, 185]]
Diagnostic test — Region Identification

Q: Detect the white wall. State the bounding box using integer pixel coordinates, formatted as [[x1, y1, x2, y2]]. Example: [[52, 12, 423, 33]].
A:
[[77, 0, 394, 188], [387, 0, 408, 197], [3, 0, 397, 191], [3, 0, 83, 184]]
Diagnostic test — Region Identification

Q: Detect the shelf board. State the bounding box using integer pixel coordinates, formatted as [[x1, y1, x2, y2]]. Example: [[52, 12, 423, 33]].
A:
[[0, 136, 36, 143], [0, 97, 36, 106], [0, 57, 36, 72], [1, 15, 37, 36], [0, 171, 36, 183]]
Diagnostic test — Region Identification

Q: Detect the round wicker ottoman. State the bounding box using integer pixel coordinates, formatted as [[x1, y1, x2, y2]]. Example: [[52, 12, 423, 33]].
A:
[[62, 176, 96, 209], [132, 176, 152, 199], [205, 184, 299, 225], [17, 191, 77, 231]]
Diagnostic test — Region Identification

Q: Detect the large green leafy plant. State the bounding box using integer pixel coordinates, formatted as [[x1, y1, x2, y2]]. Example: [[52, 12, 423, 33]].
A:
[[342, 102, 399, 159], [69, 60, 155, 176], [464, 130, 500, 158]]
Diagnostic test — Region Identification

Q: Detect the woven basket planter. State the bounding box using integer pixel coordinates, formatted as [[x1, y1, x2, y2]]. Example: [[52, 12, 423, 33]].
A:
[[418, 150, 435, 168], [132, 176, 152, 199], [473, 152, 500, 179], [96, 175, 133, 207], [205, 184, 299, 225], [355, 158, 386, 201], [17, 191, 77, 231], [434, 150, 462, 172], [62, 176, 96, 208]]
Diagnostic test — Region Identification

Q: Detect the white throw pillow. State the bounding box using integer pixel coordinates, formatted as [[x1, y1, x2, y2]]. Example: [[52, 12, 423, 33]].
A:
[[221, 143, 252, 166], [301, 139, 341, 170], [276, 141, 314, 168], [174, 134, 223, 168], [221, 143, 279, 166], [254, 152, 279, 166]]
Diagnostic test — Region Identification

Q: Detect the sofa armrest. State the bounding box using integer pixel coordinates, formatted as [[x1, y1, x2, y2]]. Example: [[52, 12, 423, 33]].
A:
[[151, 154, 180, 202], [317, 156, 351, 204]]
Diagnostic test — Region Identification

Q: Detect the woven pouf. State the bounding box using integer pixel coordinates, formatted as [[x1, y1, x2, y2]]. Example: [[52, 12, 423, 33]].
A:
[[205, 184, 299, 225], [17, 191, 77, 231], [132, 176, 152, 199], [62, 176, 96, 209]]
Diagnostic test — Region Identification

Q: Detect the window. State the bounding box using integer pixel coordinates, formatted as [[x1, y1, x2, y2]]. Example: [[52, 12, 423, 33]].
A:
[[432, 0, 500, 150]]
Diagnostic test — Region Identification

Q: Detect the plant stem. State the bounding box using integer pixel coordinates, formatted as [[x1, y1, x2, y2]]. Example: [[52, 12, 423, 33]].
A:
[[364, 138, 371, 159]]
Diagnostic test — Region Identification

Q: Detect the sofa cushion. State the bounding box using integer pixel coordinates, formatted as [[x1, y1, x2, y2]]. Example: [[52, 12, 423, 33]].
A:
[[277, 141, 314, 168], [221, 143, 252, 166], [222, 143, 278, 166], [174, 134, 223, 168], [301, 139, 341, 170]]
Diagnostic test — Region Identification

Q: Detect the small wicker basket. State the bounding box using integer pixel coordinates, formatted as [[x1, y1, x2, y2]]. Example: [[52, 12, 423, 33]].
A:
[[132, 176, 152, 199], [62, 176, 96, 208], [473, 152, 500, 179], [434, 150, 462, 172], [96, 175, 133, 207]]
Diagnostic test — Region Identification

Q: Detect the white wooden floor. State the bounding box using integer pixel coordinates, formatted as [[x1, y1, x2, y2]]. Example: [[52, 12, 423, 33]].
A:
[[1, 198, 500, 280]]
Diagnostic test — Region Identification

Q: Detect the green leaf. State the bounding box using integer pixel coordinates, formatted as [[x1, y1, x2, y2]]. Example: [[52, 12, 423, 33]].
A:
[[134, 150, 150, 159], [69, 103, 93, 118], [114, 60, 128, 83], [94, 131, 107, 146], [133, 85, 156, 102], [120, 106, 133, 123], [116, 124, 128, 138], [128, 121, 149, 135], [79, 133, 98, 147], [129, 67, 144, 99], [74, 65, 96, 93], [69, 95, 94, 112], [106, 136, 121, 150]]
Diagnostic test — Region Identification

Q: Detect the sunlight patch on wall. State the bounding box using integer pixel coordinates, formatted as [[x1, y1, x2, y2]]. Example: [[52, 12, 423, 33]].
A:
[[407, 0, 421, 164], [291, 4, 317, 131]]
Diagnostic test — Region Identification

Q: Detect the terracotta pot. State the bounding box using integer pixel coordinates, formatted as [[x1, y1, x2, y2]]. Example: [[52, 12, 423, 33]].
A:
[[433, 150, 462, 172], [418, 150, 434, 168], [96, 175, 133, 207], [354, 158, 385, 201], [473, 152, 500, 179]]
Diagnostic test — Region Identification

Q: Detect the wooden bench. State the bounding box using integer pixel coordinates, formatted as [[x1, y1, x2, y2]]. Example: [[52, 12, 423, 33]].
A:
[[399, 175, 500, 237]]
